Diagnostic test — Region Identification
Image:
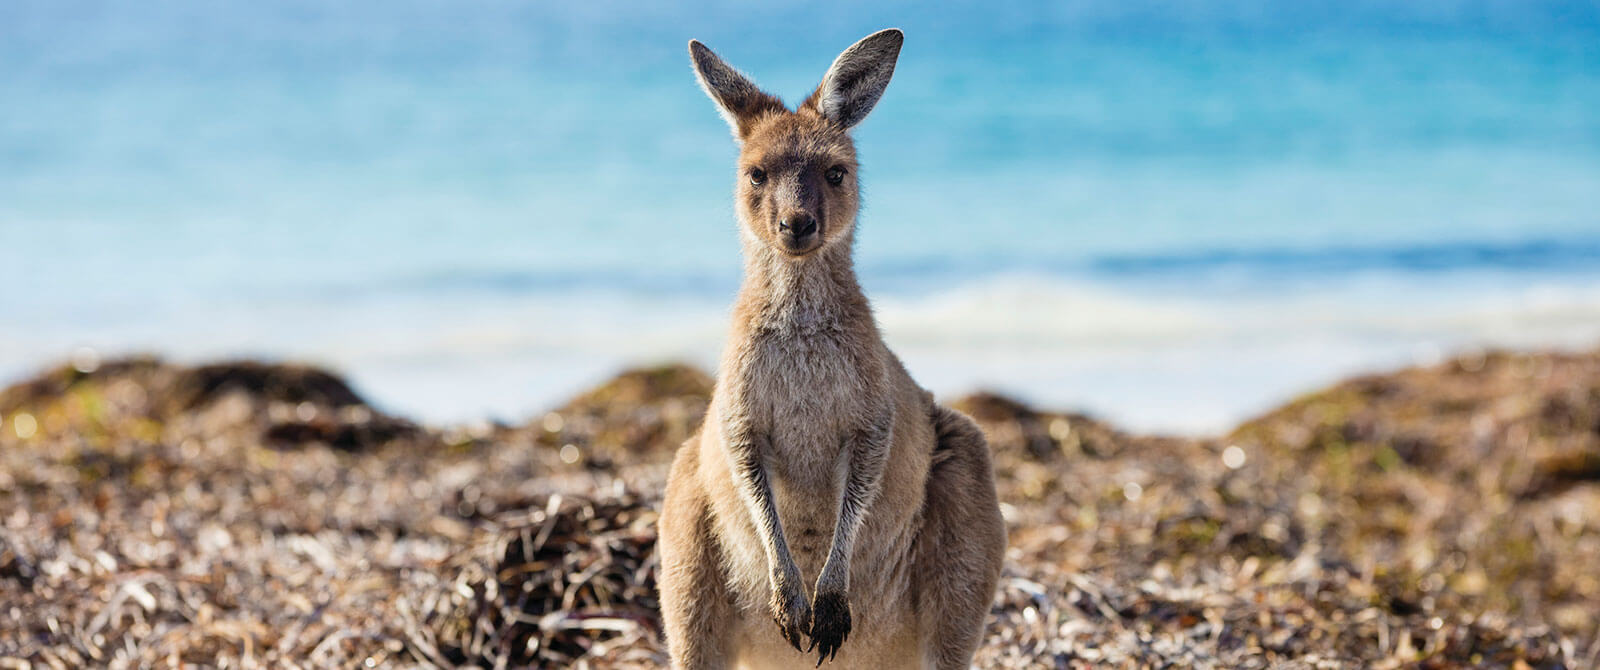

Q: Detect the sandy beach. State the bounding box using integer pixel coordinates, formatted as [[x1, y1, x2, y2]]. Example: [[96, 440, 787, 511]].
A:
[[1, 347, 1596, 668]]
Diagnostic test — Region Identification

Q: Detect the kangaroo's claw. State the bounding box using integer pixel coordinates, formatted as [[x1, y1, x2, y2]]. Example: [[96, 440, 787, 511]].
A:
[[809, 589, 851, 665], [770, 578, 812, 653]]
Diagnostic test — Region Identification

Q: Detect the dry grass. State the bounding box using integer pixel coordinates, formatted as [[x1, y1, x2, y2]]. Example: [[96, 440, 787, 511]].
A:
[[1, 350, 1596, 668]]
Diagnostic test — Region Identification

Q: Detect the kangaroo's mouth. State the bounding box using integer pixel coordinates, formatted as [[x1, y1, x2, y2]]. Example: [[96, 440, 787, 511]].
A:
[[780, 234, 823, 256]]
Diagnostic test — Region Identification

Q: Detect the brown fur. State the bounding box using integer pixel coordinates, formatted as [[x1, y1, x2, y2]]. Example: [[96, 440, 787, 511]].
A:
[[660, 30, 1006, 669]]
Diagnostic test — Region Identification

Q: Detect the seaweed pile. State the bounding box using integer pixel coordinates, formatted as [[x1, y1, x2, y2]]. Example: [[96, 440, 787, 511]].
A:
[[1, 349, 1596, 668]]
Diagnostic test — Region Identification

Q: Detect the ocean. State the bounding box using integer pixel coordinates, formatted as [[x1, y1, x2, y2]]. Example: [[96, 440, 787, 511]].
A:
[[4, 0, 1599, 433]]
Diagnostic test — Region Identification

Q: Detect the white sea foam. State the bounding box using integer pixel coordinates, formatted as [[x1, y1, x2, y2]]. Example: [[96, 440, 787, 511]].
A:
[[871, 274, 1600, 432], [6, 273, 1597, 434]]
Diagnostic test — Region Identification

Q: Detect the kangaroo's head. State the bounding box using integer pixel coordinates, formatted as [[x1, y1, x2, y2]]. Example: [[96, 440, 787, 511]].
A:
[[689, 29, 903, 259]]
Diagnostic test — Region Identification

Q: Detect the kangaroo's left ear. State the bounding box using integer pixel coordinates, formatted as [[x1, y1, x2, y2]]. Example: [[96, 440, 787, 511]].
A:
[[689, 39, 787, 141], [803, 28, 903, 130]]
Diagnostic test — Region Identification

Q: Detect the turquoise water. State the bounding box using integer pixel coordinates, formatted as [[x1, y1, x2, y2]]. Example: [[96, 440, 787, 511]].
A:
[[4, 1, 1600, 431]]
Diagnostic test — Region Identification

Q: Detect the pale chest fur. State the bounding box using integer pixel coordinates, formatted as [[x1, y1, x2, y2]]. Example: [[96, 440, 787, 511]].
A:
[[744, 328, 874, 476]]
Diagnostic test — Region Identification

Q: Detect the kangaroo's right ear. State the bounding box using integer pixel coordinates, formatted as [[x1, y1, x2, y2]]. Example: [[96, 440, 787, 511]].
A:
[[689, 40, 786, 141], [803, 29, 903, 131]]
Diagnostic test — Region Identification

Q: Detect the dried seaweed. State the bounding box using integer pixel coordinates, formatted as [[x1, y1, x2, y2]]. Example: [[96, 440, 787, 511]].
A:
[[1, 352, 1595, 668]]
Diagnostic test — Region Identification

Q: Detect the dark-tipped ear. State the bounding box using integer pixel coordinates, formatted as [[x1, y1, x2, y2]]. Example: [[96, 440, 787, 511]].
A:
[[803, 29, 903, 130], [689, 39, 786, 140]]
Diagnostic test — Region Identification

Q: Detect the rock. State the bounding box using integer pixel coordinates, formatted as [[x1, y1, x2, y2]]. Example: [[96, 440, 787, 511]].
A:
[[501, 364, 713, 469], [0, 356, 414, 452], [167, 361, 365, 412]]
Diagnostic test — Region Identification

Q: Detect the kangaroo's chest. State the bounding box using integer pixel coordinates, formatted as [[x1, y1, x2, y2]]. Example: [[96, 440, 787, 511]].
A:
[[743, 332, 866, 580], [747, 330, 865, 442]]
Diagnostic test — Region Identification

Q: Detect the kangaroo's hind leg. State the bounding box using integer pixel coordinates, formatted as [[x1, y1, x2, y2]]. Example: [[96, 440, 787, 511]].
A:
[[914, 404, 1007, 669], [658, 440, 736, 669]]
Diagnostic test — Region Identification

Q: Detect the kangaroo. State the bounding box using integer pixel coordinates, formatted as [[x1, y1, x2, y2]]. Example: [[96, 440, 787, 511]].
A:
[[656, 29, 1006, 670]]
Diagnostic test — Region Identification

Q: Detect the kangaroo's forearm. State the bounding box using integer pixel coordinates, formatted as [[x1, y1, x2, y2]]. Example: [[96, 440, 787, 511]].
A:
[[818, 409, 893, 590], [724, 423, 800, 580]]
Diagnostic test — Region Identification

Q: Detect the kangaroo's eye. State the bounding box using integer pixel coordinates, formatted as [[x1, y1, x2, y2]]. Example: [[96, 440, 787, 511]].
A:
[[748, 168, 767, 186], [825, 166, 847, 186]]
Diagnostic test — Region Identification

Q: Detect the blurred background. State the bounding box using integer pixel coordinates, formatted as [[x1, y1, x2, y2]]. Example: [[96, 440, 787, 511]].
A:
[[3, 0, 1597, 433]]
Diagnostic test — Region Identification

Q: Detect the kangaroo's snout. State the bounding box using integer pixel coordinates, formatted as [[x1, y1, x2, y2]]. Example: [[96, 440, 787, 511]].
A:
[[778, 212, 822, 254], [779, 213, 818, 237]]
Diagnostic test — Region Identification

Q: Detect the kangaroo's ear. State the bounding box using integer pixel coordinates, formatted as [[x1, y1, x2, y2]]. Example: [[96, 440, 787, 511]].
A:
[[803, 29, 903, 130], [689, 40, 786, 140]]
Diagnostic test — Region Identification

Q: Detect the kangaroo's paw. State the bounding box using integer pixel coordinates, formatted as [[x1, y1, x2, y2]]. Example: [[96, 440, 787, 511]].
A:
[[770, 576, 813, 653], [808, 589, 851, 665]]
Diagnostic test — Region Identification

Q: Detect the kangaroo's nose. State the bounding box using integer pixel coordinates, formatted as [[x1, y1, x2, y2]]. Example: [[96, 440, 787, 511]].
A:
[[779, 213, 818, 238]]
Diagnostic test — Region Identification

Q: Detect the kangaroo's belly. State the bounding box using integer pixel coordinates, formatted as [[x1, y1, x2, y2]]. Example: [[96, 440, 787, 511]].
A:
[[747, 335, 864, 574]]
